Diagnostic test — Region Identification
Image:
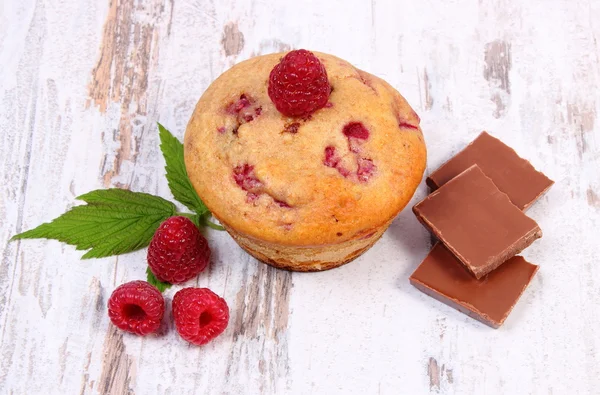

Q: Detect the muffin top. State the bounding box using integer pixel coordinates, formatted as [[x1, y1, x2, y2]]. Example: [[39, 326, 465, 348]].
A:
[[185, 51, 426, 246]]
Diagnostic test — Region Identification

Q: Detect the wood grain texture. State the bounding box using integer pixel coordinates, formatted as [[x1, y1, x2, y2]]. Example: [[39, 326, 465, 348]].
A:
[[1, 0, 599, 394]]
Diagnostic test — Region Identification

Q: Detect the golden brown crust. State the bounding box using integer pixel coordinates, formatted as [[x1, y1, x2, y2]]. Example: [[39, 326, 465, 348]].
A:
[[225, 220, 388, 271], [185, 52, 426, 249]]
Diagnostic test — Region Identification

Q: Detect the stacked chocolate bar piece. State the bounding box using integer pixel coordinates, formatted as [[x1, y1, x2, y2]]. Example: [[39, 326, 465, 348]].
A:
[[410, 132, 554, 328]]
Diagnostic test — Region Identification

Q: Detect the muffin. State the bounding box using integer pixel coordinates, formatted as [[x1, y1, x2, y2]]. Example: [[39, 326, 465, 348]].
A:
[[184, 50, 426, 271]]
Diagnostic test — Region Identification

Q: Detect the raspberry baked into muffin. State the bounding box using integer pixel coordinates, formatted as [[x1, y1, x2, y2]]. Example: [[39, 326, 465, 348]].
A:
[[185, 50, 426, 271]]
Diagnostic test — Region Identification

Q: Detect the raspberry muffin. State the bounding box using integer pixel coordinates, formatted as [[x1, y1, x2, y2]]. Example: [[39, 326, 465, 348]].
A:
[[185, 50, 426, 271]]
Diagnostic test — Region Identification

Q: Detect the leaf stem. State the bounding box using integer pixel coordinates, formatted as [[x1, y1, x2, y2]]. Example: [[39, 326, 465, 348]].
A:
[[205, 221, 226, 231], [176, 212, 225, 231]]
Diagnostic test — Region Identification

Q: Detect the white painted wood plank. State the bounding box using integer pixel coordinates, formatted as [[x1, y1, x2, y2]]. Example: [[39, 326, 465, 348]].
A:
[[0, 0, 598, 394]]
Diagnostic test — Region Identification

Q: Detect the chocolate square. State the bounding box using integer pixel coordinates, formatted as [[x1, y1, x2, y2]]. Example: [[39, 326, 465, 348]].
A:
[[413, 165, 542, 279], [426, 132, 554, 210], [410, 243, 539, 328]]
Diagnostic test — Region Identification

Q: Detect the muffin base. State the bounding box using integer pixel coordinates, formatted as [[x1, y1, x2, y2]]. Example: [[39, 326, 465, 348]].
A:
[[225, 221, 391, 272]]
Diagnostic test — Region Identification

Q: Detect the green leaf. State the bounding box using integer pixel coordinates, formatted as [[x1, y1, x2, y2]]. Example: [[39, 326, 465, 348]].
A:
[[158, 123, 208, 216], [12, 189, 177, 259], [146, 267, 172, 293]]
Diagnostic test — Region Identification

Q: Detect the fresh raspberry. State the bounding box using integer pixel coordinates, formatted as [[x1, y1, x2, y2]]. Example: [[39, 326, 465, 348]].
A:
[[172, 288, 230, 346], [107, 281, 165, 336], [268, 49, 331, 117], [147, 216, 211, 284], [233, 164, 263, 193]]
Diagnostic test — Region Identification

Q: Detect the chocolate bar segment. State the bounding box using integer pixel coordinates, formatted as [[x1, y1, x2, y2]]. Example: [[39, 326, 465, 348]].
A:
[[410, 243, 539, 328], [426, 132, 554, 210], [413, 165, 542, 279]]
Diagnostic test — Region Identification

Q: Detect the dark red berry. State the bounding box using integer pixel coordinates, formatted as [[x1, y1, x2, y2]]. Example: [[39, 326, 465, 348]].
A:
[[147, 216, 211, 284], [343, 122, 370, 140], [274, 199, 291, 208], [283, 122, 301, 134], [226, 94, 261, 124], [226, 94, 251, 114], [172, 288, 230, 346], [268, 49, 331, 117], [107, 281, 165, 336], [233, 164, 263, 193], [343, 122, 370, 153], [399, 121, 420, 130]]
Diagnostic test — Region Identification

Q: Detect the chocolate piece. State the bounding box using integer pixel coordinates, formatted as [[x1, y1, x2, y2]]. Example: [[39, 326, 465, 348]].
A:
[[426, 132, 554, 210], [410, 243, 539, 328], [413, 165, 542, 279]]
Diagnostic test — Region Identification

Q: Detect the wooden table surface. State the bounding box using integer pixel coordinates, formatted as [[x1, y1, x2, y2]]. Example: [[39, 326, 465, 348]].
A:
[[1, 0, 599, 394]]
